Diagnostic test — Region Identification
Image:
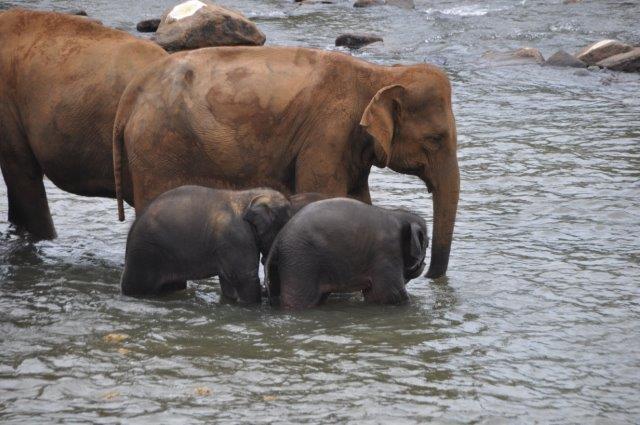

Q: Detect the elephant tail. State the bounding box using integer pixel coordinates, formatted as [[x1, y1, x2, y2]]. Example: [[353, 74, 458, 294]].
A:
[[112, 105, 127, 222]]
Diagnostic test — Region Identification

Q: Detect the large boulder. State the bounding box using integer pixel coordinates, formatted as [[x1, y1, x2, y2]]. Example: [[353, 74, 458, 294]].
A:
[[596, 48, 640, 73], [481, 47, 545, 65], [576, 40, 633, 66], [544, 50, 586, 68], [335, 33, 383, 49], [153, 0, 266, 52]]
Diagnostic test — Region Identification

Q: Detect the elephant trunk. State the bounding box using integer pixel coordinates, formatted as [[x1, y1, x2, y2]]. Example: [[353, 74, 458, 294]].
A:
[[424, 160, 459, 279]]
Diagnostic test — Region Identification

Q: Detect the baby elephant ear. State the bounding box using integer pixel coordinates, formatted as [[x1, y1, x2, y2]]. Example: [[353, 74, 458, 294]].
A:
[[403, 222, 428, 272], [243, 195, 274, 236]]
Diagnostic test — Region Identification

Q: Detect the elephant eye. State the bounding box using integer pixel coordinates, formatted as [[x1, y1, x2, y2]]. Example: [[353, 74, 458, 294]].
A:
[[423, 135, 443, 152]]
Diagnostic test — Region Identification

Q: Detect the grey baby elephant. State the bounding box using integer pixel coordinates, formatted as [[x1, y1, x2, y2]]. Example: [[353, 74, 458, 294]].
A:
[[266, 198, 429, 309], [120, 185, 292, 304]]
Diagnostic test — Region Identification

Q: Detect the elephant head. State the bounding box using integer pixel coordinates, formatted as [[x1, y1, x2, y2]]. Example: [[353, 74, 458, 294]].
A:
[[360, 65, 459, 278], [242, 190, 292, 258]]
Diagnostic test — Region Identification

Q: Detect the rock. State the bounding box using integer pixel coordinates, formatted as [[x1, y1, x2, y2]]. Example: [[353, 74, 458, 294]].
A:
[[354, 0, 384, 6], [587, 65, 601, 71], [335, 33, 383, 49], [64, 10, 102, 25], [153, 0, 266, 52], [137, 19, 161, 33], [102, 391, 120, 401], [103, 333, 129, 343], [576, 39, 633, 66], [512, 47, 545, 63], [481, 47, 545, 65], [67, 9, 88, 16], [573, 69, 589, 76], [596, 47, 640, 72], [194, 386, 212, 396], [386, 0, 415, 7], [544, 50, 586, 68], [354, 0, 414, 9]]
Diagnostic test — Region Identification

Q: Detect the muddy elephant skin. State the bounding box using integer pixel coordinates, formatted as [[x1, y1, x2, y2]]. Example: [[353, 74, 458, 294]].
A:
[[114, 46, 459, 278], [120, 186, 291, 303], [0, 9, 167, 239], [265, 198, 429, 309]]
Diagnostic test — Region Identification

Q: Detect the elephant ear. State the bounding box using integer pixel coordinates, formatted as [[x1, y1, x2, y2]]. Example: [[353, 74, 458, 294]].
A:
[[359, 84, 405, 167], [403, 222, 428, 272], [243, 195, 274, 237]]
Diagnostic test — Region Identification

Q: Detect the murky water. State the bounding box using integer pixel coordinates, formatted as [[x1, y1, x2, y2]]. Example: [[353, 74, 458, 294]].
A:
[[1, 0, 639, 423]]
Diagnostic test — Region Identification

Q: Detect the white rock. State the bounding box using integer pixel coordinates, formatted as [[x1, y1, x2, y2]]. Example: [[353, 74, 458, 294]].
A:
[[168, 0, 206, 21]]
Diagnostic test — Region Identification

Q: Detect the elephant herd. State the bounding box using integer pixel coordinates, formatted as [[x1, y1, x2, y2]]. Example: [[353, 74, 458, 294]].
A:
[[0, 9, 460, 307]]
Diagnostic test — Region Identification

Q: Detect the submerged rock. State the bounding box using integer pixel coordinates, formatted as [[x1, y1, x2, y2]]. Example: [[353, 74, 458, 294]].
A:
[[576, 40, 633, 66], [544, 50, 586, 68], [482, 47, 545, 65], [137, 18, 161, 33], [103, 333, 129, 343], [596, 48, 640, 73], [354, 0, 415, 9], [335, 33, 383, 49], [354, 0, 384, 6], [153, 0, 266, 52]]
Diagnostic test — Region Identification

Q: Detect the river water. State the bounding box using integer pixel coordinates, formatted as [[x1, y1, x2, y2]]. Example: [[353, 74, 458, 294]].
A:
[[1, 0, 639, 423]]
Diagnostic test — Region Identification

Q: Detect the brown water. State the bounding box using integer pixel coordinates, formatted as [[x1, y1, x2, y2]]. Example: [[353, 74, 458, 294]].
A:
[[1, 0, 639, 423]]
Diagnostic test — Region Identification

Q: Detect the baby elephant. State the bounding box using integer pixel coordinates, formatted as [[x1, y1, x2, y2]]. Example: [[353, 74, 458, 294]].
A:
[[266, 198, 429, 309], [120, 186, 291, 303]]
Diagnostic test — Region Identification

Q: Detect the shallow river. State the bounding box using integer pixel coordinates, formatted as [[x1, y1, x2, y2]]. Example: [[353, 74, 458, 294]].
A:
[[1, 0, 639, 423]]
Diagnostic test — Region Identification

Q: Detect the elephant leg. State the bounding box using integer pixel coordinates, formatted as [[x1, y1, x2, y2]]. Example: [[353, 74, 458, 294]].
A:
[[276, 259, 325, 309], [219, 277, 239, 302], [120, 265, 158, 296], [350, 180, 372, 204], [159, 280, 187, 293], [121, 247, 187, 296], [0, 121, 56, 239], [363, 262, 408, 305], [294, 134, 350, 196], [318, 292, 331, 305], [132, 170, 193, 216], [219, 273, 261, 305], [121, 268, 186, 297], [280, 275, 324, 309]]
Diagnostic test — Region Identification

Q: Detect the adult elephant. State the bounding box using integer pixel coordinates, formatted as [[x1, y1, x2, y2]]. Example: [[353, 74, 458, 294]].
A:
[[114, 46, 459, 278], [0, 9, 167, 239]]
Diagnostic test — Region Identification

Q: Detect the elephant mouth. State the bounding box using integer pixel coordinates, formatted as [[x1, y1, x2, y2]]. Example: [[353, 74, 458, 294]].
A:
[[405, 260, 426, 281], [424, 178, 434, 194], [410, 260, 425, 274]]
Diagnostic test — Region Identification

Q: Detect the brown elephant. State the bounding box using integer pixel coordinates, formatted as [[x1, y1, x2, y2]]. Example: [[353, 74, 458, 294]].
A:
[[114, 46, 459, 278], [0, 9, 167, 239]]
